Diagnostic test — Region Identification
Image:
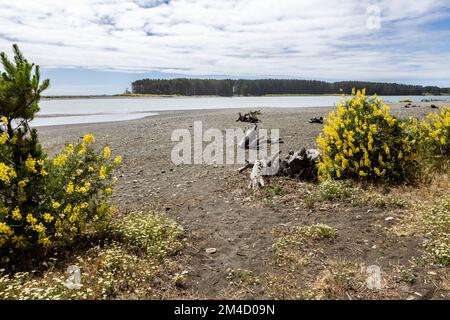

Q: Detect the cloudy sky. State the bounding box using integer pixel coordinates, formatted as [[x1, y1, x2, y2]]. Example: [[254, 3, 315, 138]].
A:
[[0, 0, 449, 94]]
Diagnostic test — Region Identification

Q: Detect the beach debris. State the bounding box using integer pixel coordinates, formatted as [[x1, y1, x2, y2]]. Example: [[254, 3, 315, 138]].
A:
[[238, 124, 283, 150], [239, 148, 320, 188], [308, 116, 324, 124], [236, 110, 261, 123], [205, 248, 217, 254]]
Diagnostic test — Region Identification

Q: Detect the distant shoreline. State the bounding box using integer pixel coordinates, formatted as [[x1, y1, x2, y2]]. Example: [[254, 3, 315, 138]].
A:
[[42, 93, 450, 100]]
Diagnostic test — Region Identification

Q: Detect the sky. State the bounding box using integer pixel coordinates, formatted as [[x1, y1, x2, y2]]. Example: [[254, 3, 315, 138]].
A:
[[0, 0, 449, 95]]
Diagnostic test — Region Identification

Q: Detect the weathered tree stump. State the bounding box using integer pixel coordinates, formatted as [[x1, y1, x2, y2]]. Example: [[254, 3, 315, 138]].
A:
[[236, 110, 261, 123]]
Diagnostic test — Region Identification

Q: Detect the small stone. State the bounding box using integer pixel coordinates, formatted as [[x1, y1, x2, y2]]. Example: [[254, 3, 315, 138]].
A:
[[413, 292, 423, 297], [356, 215, 362, 220], [427, 271, 437, 276], [367, 209, 373, 213], [205, 248, 217, 254], [385, 217, 394, 222], [161, 170, 166, 173], [372, 245, 377, 249]]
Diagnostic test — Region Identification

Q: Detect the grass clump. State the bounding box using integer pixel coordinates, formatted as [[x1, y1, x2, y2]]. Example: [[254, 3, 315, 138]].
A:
[[111, 211, 184, 260], [272, 223, 337, 261], [227, 269, 259, 288], [317, 180, 354, 201]]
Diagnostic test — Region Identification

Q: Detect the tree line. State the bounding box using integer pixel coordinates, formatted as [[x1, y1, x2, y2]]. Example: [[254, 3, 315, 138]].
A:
[[131, 78, 449, 96]]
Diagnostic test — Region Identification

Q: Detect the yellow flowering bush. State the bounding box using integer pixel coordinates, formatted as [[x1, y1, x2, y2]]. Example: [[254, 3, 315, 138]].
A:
[[0, 132, 121, 261], [0, 45, 122, 263], [415, 107, 450, 172], [317, 89, 418, 181]]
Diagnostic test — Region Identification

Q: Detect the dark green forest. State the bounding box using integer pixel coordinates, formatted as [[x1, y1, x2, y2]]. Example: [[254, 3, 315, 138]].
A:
[[131, 78, 449, 96]]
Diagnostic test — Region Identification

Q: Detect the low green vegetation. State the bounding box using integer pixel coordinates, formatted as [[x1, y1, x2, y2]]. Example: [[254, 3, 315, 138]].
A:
[[272, 223, 337, 261], [423, 196, 450, 266]]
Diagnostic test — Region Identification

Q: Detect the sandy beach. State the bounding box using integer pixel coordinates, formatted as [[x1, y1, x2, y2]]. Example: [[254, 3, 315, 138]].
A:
[[37, 101, 448, 298]]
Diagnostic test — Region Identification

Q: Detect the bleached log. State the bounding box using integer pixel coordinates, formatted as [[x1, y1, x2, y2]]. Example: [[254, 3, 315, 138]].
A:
[[238, 124, 258, 149], [247, 151, 281, 189], [238, 124, 284, 150]]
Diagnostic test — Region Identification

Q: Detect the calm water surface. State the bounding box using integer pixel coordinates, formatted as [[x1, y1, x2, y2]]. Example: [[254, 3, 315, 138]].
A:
[[33, 95, 449, 127]]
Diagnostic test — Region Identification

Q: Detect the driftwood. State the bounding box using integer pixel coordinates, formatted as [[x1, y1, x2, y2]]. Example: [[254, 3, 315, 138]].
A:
[[280, 148, 320, 181], [238, 124, 283, 150], [308, 116, 323, 124], [239, 148, 320, 188], [236, 110, 261, 123], [238, 151, 281, 189]]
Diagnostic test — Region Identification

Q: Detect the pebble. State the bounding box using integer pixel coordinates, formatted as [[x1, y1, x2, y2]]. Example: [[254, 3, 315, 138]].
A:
[[385, 217, 394, 221], [205, 248, 217, 254]]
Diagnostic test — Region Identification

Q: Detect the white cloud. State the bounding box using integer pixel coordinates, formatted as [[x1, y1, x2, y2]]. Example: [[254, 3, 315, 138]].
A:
[[0, 0, 449, 84]]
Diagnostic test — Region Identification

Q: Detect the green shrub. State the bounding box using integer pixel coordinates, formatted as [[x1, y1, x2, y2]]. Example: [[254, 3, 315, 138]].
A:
[[317, 90, 418, 181]]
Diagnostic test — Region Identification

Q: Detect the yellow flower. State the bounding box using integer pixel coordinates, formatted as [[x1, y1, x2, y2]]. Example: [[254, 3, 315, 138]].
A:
[[0, 162, 17, 184], [12, 208, 21, 221], [0, 222, 13, 236], [105, 187, 113, 196], [82, 134, 95, 145], [114, 156, 122, 164], [53, 153, 68, 166], [43, 213, 54, 223], [52, 200, 61, 209], [0, 131, 8, 145], [76, 181, 91, 194], [103, 146, 111, 159], [26, 213, 37, 225], [25, 156, 37, 173], [99, 166, 107, 180], [1, 116, 8, 125], [38, 237, 51, 248], [66, 182, 74, 194], [64, 204, 72, 214], [64, 143, 74, 155]]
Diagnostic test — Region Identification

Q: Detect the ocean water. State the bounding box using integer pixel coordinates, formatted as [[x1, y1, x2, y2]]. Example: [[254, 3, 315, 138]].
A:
[[33, 95, 449, 127]]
